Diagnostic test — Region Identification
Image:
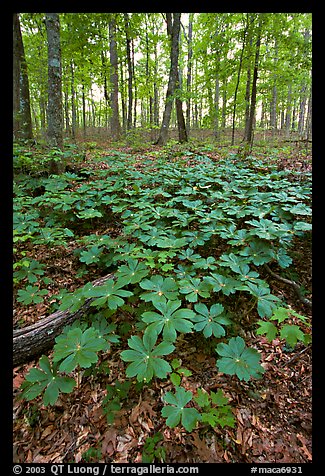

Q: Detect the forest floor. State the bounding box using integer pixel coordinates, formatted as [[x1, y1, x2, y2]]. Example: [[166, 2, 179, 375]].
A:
[[13, 139, 312, 464]]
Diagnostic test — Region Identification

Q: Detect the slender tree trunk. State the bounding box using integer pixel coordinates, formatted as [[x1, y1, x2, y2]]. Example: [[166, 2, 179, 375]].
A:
[[124, 13, 133, 130], [82, 82, 86, 137], [70, 61, 76, 140], [155, 13, 183, 146], [185, 13, 193, 135], [270, 40, 278, 135], [214, 73, 220, 139], [221, 79, 227, 131], [64, 90, 70, 134], [246, 16, 262, 146], [285, 83, 292, 137], [13, 13, 33, 140], [132, 39, 137, 127], [45, 13, 64, 173], [231, 15, 249, 145], [109, 15, 121, 141]]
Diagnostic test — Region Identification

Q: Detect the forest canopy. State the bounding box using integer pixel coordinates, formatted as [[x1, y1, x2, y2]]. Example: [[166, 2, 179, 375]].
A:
[[14, 13, 312, 146]]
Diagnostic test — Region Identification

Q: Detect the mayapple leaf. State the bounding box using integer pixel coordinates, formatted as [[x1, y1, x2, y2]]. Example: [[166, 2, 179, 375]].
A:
[[21, 356, 76, 406], [142, 298, 195, 342], [216, 336, 264, 382], [120, 333, 174, 382], [193, 302, 231, 338], [162, 387, 201, 432], [53, 327, 107, 373]]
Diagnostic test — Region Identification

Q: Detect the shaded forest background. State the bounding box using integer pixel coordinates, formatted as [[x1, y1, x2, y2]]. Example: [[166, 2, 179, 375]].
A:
[[13, 13, 312, 152]]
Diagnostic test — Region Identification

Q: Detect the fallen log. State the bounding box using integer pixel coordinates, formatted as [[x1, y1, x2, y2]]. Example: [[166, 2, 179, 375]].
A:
[[13, 273, 115, 368]]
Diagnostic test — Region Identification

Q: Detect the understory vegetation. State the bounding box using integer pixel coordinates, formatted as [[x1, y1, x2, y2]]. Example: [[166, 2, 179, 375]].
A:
[[13, 138, 312, 463]]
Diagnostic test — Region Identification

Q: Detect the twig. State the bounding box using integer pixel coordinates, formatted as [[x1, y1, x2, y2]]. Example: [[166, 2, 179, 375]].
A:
[[281, 345, 311, 368], [264, 264, 312, 309]]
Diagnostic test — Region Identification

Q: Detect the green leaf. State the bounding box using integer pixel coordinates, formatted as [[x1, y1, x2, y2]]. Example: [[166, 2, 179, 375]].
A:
[[246, 282, 281, 318], [194, 388, 210, 408], [193, 302, 231, 338], [162, 387, 201, 432], [142, 298, 195, 342], [256, 320, 278, 341], [280, 324, 306, 347], [216, 336, 264, 382], [53, 327, 107, 373], [85, 279, 133, 310], [79, 246, 102, 264], [21, 356, 76, 406], [117, 259, 150, 285], [178, 277, 211, 302], [140, 275, 179, 306], [120, 334, 174, 382]]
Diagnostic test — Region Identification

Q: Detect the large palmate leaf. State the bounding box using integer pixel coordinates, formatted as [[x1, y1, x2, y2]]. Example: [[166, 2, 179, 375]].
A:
[[53, 327, 107, 373], [83, 278, 133, 310], [193, 302, 231, 338], [216, 336, 264, 382], [178, 277, 211, 302], [116, 258, 150, 285], [120, 333, 175, 382], [162, 386, 201, 432], [141, 298, 195, 342], [21, 355, 76, 406], [139, 275, 179, 306], [246, 282, 281, 317]]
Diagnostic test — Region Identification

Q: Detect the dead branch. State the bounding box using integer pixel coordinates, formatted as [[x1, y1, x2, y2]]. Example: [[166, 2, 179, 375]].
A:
[[13, 273, 115, 368], [264, 264, 312, 309]]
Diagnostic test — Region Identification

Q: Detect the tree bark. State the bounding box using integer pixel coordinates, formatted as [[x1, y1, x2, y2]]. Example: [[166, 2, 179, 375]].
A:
[[155, 13, 181, 146], [13, 13, 33, 140], [13, 273, 115, 368], [109, 15, 121, 141], [124, 13, 133, 130], [246, 16, 262, 146], [45, 13, 64, 173], [231, 15, 249, 146], [185, 13, 193, 136]]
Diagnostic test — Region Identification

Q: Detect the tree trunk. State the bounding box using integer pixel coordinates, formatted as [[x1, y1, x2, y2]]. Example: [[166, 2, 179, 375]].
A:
[[155, 13, 181, 146], [45, 13, 64, 173], [185, 13, 193, 136], [70, 62, 77, 140], [246, 16, 262, 146], [270, 40, 278, 135], [109, 15, 121, 141], [13, 13, 33, 140], [285, 83, 292, 137], [231, 15, 249, 146], [13, 273, 114, 368], [124, 13, 133, 130]]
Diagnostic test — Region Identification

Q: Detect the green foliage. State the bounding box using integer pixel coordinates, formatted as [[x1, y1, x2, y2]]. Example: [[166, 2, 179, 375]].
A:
[[170, 358, 192, 386], [216, 336, 265, 381], [193, 302, 231, 338], [194, 388, 235, 428], [162, 387, 201, 432], [53, 326, 108, 373], [20, 356, 76, 406], [120, 333, 175, 382], [141, 432, 166, 463], [16, 285, 48, 305], [139, 275, 179, 306], [102, 380, 132, 424], [141, 298, 196, 343], [16, 142, 311, 450], [84, 279, 134, 310], [256, 306, 311, 347]]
